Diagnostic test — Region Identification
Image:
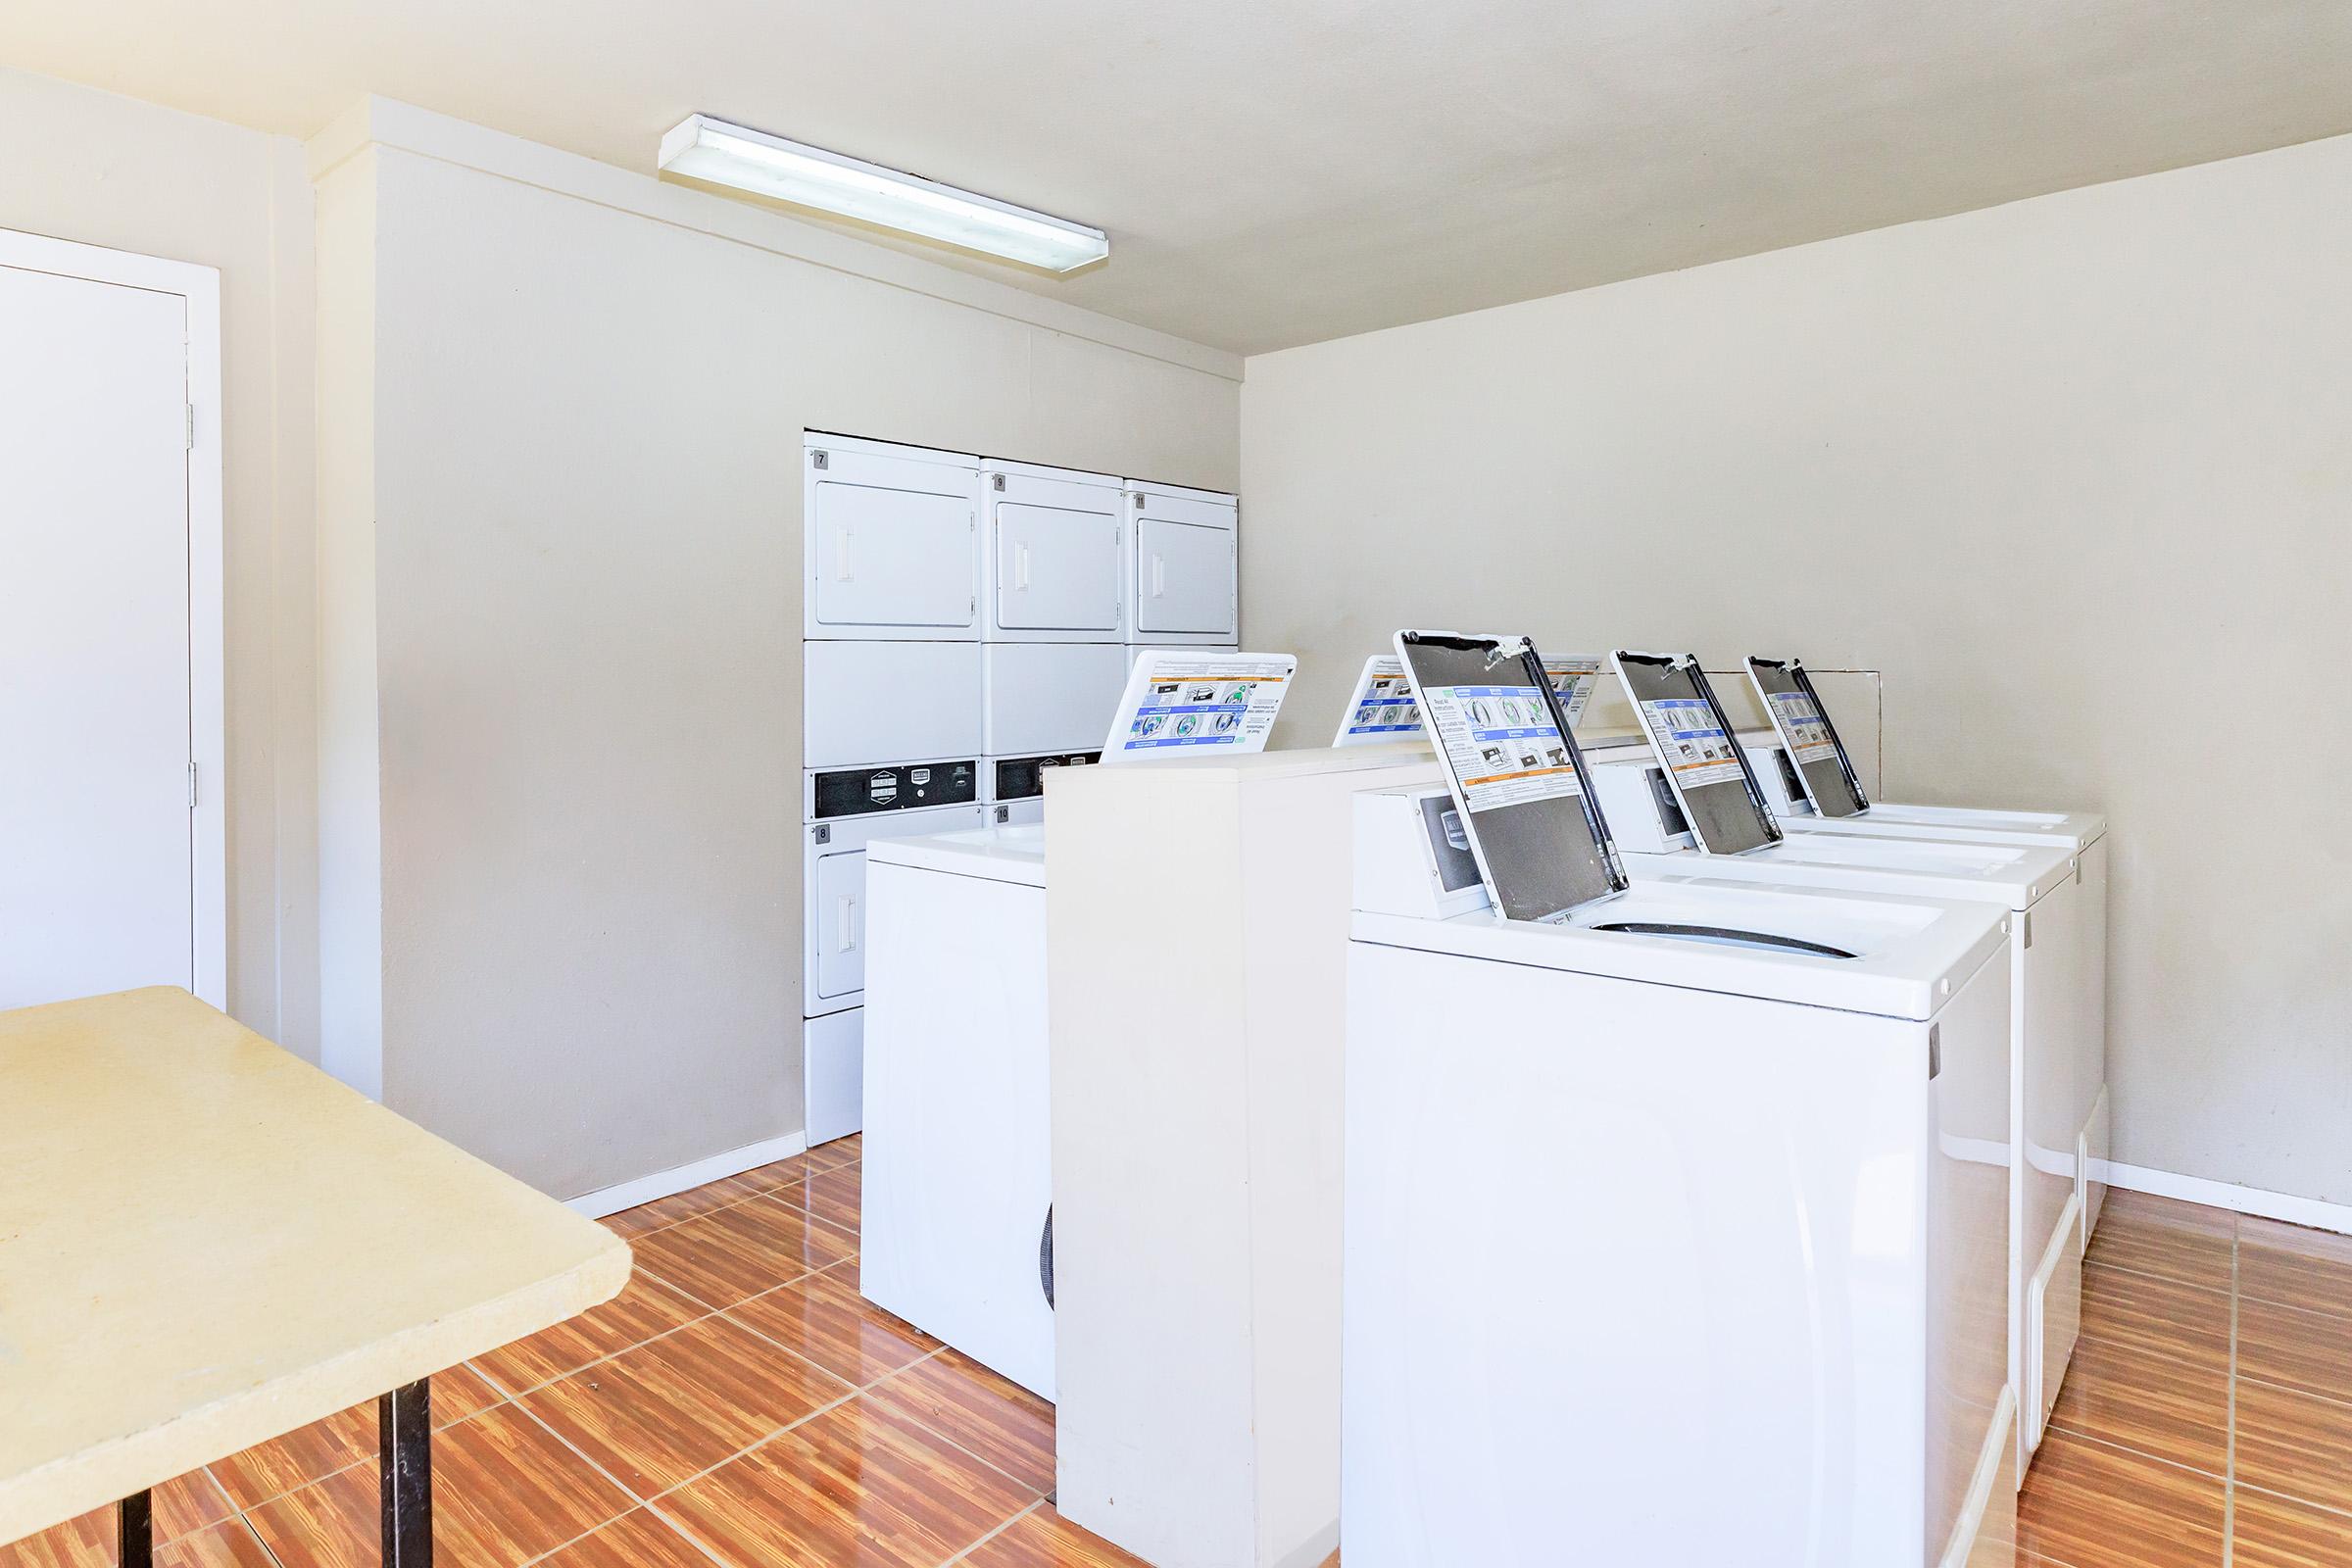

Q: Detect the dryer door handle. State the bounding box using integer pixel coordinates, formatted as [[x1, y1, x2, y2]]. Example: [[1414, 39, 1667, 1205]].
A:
[[834, 894, 858, 953]]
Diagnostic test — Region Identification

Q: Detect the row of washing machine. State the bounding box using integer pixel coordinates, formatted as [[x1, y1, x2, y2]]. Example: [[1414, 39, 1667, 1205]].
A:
[[853, 637, 2108, 1568], [1346, 637, 2107, 1568]]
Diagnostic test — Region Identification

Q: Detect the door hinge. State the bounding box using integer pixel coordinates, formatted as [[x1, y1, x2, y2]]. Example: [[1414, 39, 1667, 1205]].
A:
[[1927, 1023, 1942, 1081], [187, 761, 198, 808], [184, 405, 195, 450], [2022, 911, 2034, 950]]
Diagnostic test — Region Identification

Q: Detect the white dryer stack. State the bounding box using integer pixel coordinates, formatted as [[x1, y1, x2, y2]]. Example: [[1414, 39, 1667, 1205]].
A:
[[802, 436, 988, 1147], [802, 436, 1241, 1146], [980, 472, 1241, 824], [979, 463, 1125, 827]]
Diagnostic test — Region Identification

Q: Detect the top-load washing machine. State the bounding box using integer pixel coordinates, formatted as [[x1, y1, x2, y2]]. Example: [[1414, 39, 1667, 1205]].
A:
[[860, 650, 1296, 1402], [1603, 648, 2105, 1473], [1741, 654, 2113, 1256], [1343, 631, 2016, 1568], [1742, 655, 2106, 853]]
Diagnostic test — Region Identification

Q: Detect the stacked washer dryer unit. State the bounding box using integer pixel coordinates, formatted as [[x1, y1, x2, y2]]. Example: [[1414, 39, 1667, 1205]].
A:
[[1343, 631, 2016, 1568], [983, 473, 1240, 825], [979, 464, 1125, 829], [801, 435, 1241, 1147], [802, 436, 988, 1148]]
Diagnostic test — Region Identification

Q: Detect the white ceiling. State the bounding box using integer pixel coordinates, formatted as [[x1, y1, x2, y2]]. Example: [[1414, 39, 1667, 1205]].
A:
[[8, 0, 2350, 354]]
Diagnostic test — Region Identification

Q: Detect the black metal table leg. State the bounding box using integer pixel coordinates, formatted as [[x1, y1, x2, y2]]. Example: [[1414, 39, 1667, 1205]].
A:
[[118, 1490, 152, 1568], [379, 1376, 431, 1567]]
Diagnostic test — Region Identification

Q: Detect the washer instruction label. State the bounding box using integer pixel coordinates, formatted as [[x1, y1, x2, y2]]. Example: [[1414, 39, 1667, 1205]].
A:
[[1545, 657, 1602, 726], [1421, 683, 1585, 812], [1336, 657, 1423, 743], [1340, 654, 1598, 745], [1765, 690, 1840, 765], [1641, 697, 1744, 789], [1118, 657, 1291, 753]]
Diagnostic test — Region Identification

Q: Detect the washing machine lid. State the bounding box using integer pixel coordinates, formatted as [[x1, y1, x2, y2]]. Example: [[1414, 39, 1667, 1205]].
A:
[[1333, 651, 1602, 748], [1782, 802, 2109, 852], [1629, 830, 2077, 911], [1613, 651, 1785, 857], [1353, 877, 2007, 1020], [867, 823, 1049, 887], [1393, 631, 1628, 922], [1104, 650, 1295, 760], [1746, 655, 1872, 818]]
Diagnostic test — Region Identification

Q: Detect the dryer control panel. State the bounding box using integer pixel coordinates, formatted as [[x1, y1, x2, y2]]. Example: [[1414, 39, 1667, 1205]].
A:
[[993, 752, 1101, 803], [810, 760, 980, 820]]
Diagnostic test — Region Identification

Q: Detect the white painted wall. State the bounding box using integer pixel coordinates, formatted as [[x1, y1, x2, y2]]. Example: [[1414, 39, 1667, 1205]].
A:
[[1241, 131, 2352, 1203], [315, 103, 1240, 1199], [0, 66, 317, 1055]]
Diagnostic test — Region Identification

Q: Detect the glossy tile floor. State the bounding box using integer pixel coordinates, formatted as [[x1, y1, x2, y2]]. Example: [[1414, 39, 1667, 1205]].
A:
[[2011, 1188, 2352, 1568], [9, 1171, 2351, 1566]]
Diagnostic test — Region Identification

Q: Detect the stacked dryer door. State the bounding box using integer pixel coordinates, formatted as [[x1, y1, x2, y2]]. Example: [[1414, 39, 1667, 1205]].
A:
[[804, 435, 987, 1145], [1127, 481, 1239, 650], [981, 464, 1135, 825]]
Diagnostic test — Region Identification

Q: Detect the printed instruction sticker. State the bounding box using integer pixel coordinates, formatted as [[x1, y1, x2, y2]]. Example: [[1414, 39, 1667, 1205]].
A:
[[1420, 683, 1586, 813], [1338, 653, 1599, 746], [1765, 689, 1840, 765], [1641, 697, 1745, 789], [1334, 656, 1424, 745], [1544, 657, 1602, 726], [1115, 655, 1292, 756]]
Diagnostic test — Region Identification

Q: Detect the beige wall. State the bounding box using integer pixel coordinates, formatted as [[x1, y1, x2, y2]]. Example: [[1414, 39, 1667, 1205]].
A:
[[1242, 130, 2352, 1202], [317, 105, 1240, 1199], [0, 67, 318, 1057]]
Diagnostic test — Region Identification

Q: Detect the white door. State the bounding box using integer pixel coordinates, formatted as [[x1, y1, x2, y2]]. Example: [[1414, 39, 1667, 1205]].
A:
[[811, 848, 867, 1004], [996, 502, 1122, 633], [1134, 517, 1237, 637], [1, 260, 196, 1010], [806, 448, 980, 638]]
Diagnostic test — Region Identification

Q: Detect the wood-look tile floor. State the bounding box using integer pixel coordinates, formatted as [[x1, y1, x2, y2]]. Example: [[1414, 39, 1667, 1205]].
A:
[[10, 1166, 2352, 1566]]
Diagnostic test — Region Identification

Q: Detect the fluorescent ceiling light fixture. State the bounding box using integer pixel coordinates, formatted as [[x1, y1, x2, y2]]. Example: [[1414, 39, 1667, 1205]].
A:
[[658, 114, 1108, 273]]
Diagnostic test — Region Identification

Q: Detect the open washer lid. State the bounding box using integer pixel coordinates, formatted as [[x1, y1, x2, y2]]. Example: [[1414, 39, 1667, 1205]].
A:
[[1102, 650, 1296, 761], [1746, 655, 1872, 818], [1612, 651, 1785, 857], [1333, 651, 1602, 748], [1393, 631, 1627, 922]]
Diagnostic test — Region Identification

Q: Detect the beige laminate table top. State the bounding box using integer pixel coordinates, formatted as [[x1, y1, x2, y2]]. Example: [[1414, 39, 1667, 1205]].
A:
[[0, 988, 631, 1546]]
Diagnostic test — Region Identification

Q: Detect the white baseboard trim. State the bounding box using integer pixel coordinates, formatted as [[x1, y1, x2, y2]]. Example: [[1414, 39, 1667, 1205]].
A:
[[2101, 1160, 2352, 1237], [566, 1132, 808, 1220]]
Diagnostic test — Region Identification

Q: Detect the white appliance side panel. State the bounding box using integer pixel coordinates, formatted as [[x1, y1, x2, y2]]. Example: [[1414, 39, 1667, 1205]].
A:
[[2023, 1195, 2084, 1454], [1927, 946, 2016, 1551], [984, 643, 1132, 757], [804, 640, 984, 768], [2077, 840, 2110, 1231], [861, 861, 1056, 1397], [1132, 516, 1237, 639], [805, 1008, 864, 1147], [1342, 939, 1976, 1567], [2018, 878, 2084, 1304], [806, 447, 980, 639], [993, 494, 1123, 638]]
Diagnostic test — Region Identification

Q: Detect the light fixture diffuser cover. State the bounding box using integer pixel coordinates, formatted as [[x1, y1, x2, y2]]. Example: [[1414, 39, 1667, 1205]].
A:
[[658, 114, 1108, 273]]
